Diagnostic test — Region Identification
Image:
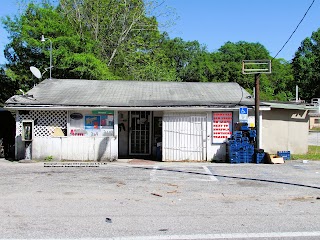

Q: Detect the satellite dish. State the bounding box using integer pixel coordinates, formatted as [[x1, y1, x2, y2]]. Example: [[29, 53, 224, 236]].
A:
[[30, 66, 42, 79]]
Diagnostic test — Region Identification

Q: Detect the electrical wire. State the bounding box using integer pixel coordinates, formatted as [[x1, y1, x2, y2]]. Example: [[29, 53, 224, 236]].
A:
[[272, 0, 315, 60]]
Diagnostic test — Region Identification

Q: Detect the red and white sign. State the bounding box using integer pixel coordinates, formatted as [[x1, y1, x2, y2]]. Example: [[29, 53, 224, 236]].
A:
[[212, 112, 233, 143]]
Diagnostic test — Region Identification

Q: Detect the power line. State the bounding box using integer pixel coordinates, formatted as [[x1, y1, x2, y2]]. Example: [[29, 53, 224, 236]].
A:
[[272, 0, 316, 60]]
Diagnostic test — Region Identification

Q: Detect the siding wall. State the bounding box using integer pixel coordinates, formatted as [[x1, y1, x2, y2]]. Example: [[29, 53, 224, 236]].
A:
[[162, 112, 207, 161], [32, 137, 118, 161], [262, 109, 309, 154], [15, 110, 119, 161]]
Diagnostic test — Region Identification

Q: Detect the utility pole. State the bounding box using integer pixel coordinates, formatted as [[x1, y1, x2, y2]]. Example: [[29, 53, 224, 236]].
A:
[[254, 73, 260, 149], [242, 60, 271, 151]]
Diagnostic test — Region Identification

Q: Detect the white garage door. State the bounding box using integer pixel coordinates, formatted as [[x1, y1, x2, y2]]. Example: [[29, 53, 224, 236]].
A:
[[163, 113, 207, 161]]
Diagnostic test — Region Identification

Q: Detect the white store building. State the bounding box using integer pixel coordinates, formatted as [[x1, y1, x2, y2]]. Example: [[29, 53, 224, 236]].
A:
[[5, 79, 272, 162]]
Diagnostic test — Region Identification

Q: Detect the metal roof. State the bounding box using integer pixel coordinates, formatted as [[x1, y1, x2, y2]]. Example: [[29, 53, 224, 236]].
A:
[[262, 101, 318, 110], [5, 79, 255, 109]]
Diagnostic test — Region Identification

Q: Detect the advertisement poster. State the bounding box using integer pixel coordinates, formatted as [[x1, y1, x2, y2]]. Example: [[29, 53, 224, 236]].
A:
[[101, 114, 114, 128], [212, 112, 233, 143], [85, 116, 101, 129]]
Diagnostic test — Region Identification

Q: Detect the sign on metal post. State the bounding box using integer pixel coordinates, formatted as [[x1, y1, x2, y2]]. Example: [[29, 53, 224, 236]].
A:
[[242, 59, 271, 150], [239, 107, 248, 123], [242, 60, 271, 74]]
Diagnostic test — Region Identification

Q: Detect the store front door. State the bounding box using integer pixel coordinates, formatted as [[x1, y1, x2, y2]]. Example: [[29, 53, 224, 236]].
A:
[[129, 111, 152, 155]]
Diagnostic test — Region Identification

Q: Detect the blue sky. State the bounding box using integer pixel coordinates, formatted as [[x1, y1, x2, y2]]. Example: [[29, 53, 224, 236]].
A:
[[1, 0, 320, 65]]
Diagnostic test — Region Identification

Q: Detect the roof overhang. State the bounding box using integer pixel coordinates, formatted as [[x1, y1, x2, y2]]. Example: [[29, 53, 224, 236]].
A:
[[262, 101, 317, 111], [5, 105, 270, 112]]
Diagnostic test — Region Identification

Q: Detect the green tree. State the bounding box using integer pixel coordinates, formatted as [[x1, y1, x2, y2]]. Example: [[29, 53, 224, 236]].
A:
[[292, 28, 320, 100], [1, 2, 117, 93], [59, 0, 172, 66], [208, 41, 294, 101], [0, 68, 18, 106], [211, 41, 270, 88], [161, 36, 210, 82], [268, 58, 294, 101], [59, 0, 176, 81], [111, 24, 177, 81]]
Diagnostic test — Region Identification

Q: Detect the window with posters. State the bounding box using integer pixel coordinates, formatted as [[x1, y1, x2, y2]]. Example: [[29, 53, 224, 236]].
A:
[[212, 112, 233, 143], [69, 110, 114, 137]]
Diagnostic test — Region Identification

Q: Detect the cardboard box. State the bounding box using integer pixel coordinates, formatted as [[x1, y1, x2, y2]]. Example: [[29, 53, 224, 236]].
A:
[[270, 156, 284, 164], [265, 153, 285, 164]]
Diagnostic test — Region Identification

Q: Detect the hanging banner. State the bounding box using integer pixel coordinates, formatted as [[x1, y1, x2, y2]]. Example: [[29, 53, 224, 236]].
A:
[[212, 112, 233, 143]]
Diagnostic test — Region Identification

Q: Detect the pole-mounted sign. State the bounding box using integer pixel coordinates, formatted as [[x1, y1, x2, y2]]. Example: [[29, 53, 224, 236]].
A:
[[242, 59, 272, 150], [239, 107, 248, 123]]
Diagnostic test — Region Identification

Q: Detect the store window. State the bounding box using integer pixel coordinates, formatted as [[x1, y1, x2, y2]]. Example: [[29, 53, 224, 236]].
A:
[[69, 110, 114, 137]]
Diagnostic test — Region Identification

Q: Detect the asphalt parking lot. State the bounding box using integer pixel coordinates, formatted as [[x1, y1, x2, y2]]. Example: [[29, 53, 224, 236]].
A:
[[0, 159, 319, 240]]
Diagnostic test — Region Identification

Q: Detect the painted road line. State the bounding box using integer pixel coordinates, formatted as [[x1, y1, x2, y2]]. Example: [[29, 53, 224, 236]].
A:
[[105, 231, 320, 239], [3, 231, 320, 240], [203, 166, 219, 181], [150, 166, 218, 182]]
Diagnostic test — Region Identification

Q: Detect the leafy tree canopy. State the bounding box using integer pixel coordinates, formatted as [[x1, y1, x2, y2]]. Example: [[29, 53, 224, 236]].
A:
[[3, 2, 117, 84], [292, 27, 320, 100], [0, 0, 299, 105]]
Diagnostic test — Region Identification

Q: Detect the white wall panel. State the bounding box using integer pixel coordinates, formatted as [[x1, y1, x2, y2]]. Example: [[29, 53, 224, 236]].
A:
[[163, 113, 207, 161], [32, 137, 117, 161]]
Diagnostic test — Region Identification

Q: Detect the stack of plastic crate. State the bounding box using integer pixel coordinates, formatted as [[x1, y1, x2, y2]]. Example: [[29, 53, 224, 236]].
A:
[[228, 139, 240, 163], [243, 138, 254, 163], [277, 151, 290, 160], [228, 130, 255, 163]]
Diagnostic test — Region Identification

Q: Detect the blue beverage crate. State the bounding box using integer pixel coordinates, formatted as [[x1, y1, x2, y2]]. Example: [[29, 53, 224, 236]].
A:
[[229, 141, 239, 146], [228, 149, 238, 154], [247, 145, 254, 151], [248, 157, 254, 163], [256, 152, 265, 164], [229, 143, 238, 148], [229, 156, 239, 163], [247, 149, 254, 154], [238, 150, 247, 154], [242, 137, 249, 142], [229, 152, 238, 157], [229, 144, 239, 150], [241, 142, 252, 148], [248, 152, 254, 157], [240, 125, 250, 131], [249, 130, 256, 138], [233, 131, 242, 137], [228, 149, 237, 154], [277, 151, 290, 160], [238, 156, 251, 163]]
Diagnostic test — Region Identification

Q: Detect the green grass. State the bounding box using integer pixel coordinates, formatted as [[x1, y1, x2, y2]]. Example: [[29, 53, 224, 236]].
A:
[[292, 146, 320, 160], [44, 155, 53, 161]]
